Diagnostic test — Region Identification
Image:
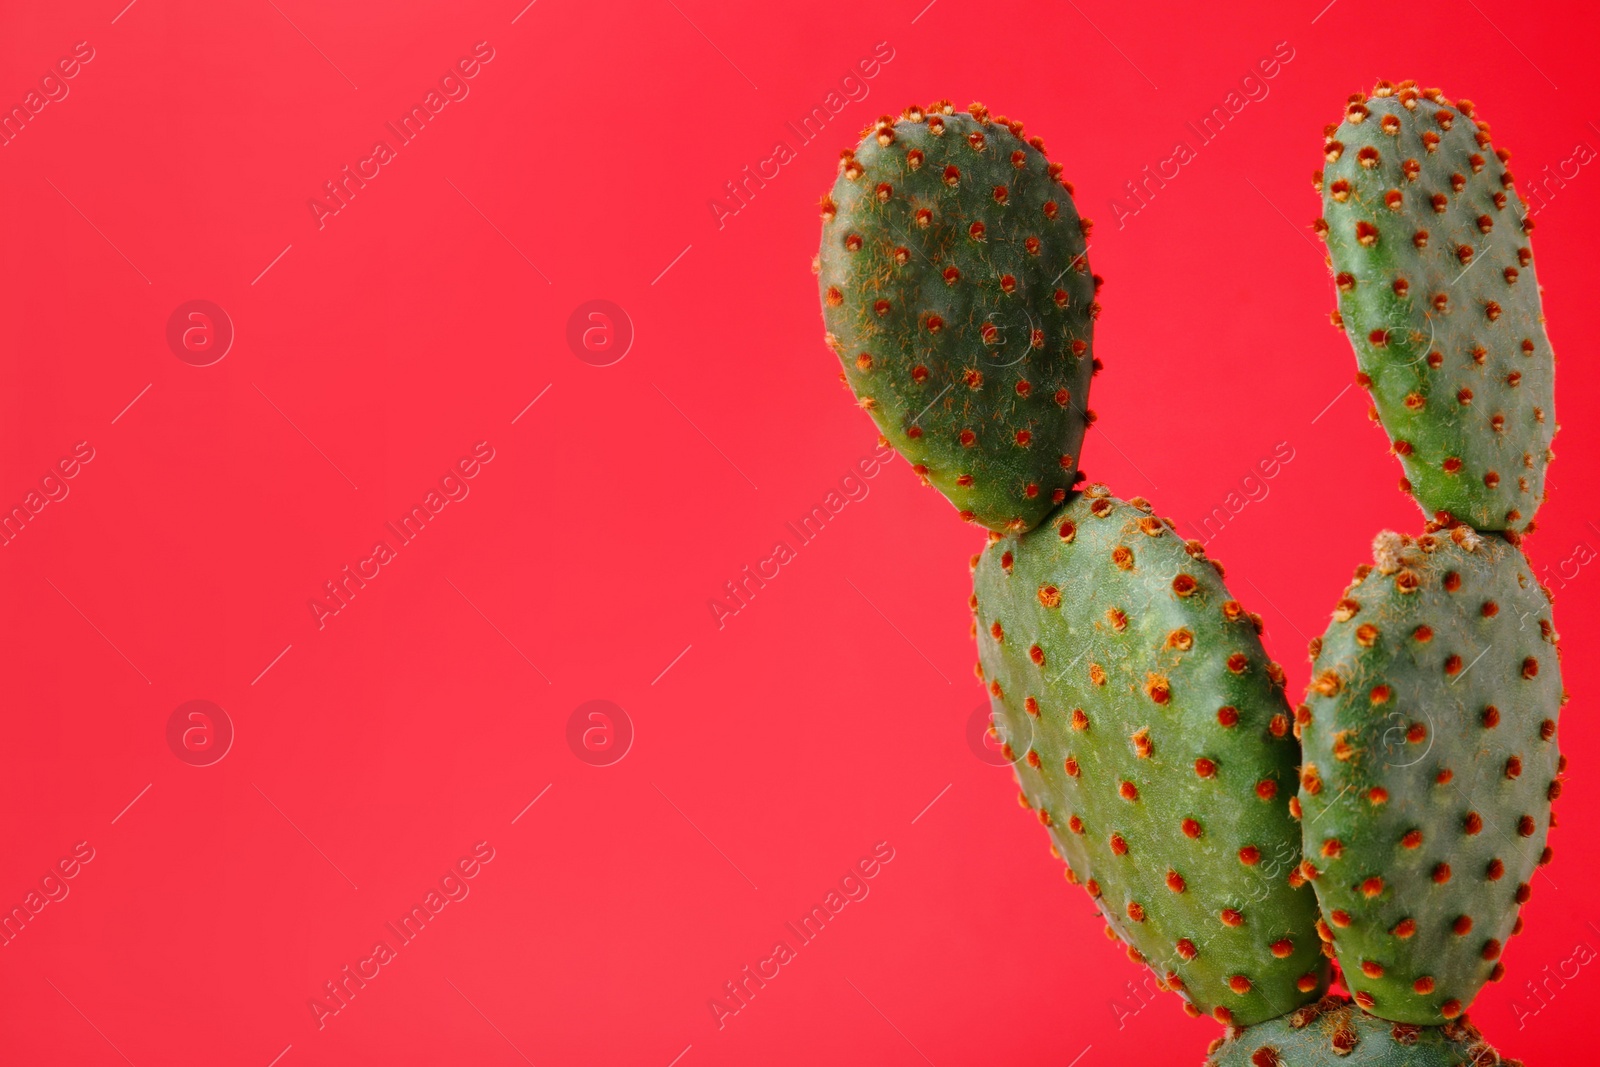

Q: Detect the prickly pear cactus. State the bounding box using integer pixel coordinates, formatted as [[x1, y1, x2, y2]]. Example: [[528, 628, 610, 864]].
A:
[[817, 101, 1098, 534], [1298, 527, 1563, 1024], [1207, 995, 1516, 1066], [1316, 80, 1555, 532], [972, 485, 1327, 1025]]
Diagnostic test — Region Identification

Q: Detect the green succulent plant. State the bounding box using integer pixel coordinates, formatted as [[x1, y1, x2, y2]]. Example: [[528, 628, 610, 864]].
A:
[[811, 84, 1564, 1065]]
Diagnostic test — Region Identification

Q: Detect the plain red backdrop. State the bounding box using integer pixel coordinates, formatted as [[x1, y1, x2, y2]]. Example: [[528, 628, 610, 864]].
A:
[[1, 0, 1595, 1063]]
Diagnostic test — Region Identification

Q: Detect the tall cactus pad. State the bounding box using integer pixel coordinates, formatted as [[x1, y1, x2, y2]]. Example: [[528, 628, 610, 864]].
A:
[[1317, 81, 1555, 531], [1207, 995, 1516, 1066], [817, 102, 1097, 533], [1299, 528, 1562, 1024], [973, 487, 1326, 1025]]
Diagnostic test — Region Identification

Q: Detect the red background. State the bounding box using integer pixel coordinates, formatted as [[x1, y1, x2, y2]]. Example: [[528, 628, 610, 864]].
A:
[[1, 1, 1595, 1063]]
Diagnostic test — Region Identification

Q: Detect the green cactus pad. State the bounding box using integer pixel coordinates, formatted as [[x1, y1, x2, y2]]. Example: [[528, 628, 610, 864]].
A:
[[973, 486, 1327, 1025], [1207, 995, 1517, 1066], [817, 101, 1097, 533], [1316, 80, 1556, 532], [1298, 527, 1563, 1024]]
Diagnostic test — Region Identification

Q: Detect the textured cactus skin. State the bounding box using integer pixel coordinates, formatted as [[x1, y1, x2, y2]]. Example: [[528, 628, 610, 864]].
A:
[[1317, 81, 1555, 532], [972, 486, 1327, 1025], [1207, 995, 1517, 1066], [1298, 528, 1562, 1025], [817, 102, 1097, 533]]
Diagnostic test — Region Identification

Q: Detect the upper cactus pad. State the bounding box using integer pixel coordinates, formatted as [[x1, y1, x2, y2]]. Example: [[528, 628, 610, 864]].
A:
[[1298, 528, 1563, 1024], [973, 487, 1326, 1025], [817, 102, 1098, 533], [1206, 995, 1514, 1066], [1317, 81, 1555, 532]]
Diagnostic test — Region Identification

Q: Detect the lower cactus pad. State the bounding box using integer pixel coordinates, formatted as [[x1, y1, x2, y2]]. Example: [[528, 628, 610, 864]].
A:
[[973, 486, 1326, 1025], [1207, 995, 1517, 1066], [1298, 527, 1563, 1024]]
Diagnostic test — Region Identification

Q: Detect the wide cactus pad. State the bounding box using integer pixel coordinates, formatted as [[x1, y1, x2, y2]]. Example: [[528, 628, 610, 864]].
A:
[[817, 102, 1097, 533], [973, 487, 1326, 1025], [1298, 528, 1562, 1024], [1207, 995, 1516, 1066], [1317, 81, 1555, 532]]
